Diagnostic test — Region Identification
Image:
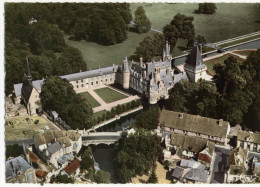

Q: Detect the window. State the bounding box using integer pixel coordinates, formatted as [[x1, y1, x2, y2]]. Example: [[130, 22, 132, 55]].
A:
[[105, 79, 107, 82], [91, 82, 93, 85], [110, 78, 112, 81], [96, 81, 98, 84], [76, 85, 79, 88], [240, 141, 244, 148], [76, 80, 78, 84], [81, 84, 83, 87], [81, 79, 83, 83]]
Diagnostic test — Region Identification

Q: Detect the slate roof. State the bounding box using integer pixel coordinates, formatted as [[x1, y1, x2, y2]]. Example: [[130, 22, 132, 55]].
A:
[[63, 159, 80, 175], [6, 156, 33, 180], [159, 110, 229, 138], [237, 130, 260, 144], [180, 159, 197, 168], [172, 166, 185, 179], [183, 168, 208, 183], [185, 45, 206, 70], [171, 133, 208, 153], [14, 79, 44, 97], [60, 65, 118, 82], [247, 151, 260, 162], [46, 142, 62, 155]]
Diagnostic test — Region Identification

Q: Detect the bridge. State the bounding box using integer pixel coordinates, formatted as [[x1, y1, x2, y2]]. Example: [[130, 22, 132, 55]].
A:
[[81, 131, 122, 146]]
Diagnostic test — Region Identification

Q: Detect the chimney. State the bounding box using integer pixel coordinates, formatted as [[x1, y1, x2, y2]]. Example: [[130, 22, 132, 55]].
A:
[[140, 57, 143, 66]]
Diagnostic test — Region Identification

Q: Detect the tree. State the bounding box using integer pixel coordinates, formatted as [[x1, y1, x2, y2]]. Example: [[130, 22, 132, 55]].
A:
[[131, 34, 165, 62], [53, 47, 87, 76], [114, 129, 162, 183], [163, 24, 179, 49], [213, 56, 254, 125], [5, 144, 24, 160], [93, 170, 111, 183], [40, 76, 93, 129], [196, 3, 217, 14], [81, 154, 94, 170], [133, 6, 151, 33], [54, 175, 74, 184], [146, 169, 158, 184]]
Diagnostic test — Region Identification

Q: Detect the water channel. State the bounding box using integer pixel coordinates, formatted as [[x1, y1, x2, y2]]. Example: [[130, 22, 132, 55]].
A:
[[90, 111, 140, 183]]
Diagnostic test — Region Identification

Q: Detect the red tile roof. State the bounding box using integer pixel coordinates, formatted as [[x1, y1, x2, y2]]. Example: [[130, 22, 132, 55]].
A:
[[198, 153, 211, 163], [36, 169, 48, 178], [27, 148, 38, 162], [63, 159, 80, 175]]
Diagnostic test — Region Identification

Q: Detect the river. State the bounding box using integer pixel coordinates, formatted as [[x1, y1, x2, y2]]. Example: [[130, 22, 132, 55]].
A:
[[90, 111, 140, 183]]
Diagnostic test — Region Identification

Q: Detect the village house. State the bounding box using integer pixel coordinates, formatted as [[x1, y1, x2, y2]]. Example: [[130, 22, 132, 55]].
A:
[[6, 156, 37, 183], [33, 130, 82, 169], [237, 130, 260, 153], [158, 109, 230, 145], [61, 158, 81, 177], [226, 147, 258, 183]]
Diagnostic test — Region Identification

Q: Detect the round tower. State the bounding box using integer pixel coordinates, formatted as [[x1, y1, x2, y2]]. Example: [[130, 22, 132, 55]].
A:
[[122, 56, 130, 89]]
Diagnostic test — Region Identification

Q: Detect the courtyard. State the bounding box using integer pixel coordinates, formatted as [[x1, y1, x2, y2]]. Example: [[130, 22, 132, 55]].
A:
[[5, 116, 57, 141], [78, 85, 140, 113]]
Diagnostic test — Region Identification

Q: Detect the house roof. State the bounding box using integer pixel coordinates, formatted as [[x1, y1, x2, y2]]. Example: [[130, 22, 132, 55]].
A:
[[185, 45, 206, 70], [171, 133, 207, 153], [63, 159, 80, 176], [159, 109, 229, 138], [183, 168, 208, 183], [46, 142, 62, 155], [237, 130, 260, 144], [60, 65, 118, 82], [198, 153, 211, 164], [6, 156, 33, 180], [172, 166, 185, 179], [57, 137, 71, 147], [180, 159, 197, 168]]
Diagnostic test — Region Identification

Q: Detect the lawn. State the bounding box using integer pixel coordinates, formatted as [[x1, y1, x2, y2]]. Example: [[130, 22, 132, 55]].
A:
[[233, 50, 255, 57], [94, 87, 128, 103], [65, 3, 260, 69], [219, 34, 260, 48], [205, 54, 244, 75], [5, 116, 57, 141], [78, 91, 100, 108]]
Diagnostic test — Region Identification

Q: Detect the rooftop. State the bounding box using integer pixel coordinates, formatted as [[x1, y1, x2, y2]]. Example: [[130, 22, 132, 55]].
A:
[[159, 109, 229, 138], [237, 130, 260, 144], [63, 159, 80, 176]]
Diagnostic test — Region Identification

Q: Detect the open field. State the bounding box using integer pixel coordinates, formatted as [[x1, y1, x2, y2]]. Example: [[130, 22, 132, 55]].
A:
[[219, 34, 260, 48], [5, 116, 57, 141], [78, 91, 100, 108], [65, 3, 260, 69], [94, 87, 128, 103], [205, 54, 244, 75]]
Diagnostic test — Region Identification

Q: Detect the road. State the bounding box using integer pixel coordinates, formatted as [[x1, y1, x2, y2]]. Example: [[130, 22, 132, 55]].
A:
[[173, 38, 260, 66], [6, 138, 34, 146]]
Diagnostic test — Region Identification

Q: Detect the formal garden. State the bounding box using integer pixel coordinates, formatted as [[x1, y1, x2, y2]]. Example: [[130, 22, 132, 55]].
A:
[[78, 91, 100, 108], [94, 87, 128, 103]]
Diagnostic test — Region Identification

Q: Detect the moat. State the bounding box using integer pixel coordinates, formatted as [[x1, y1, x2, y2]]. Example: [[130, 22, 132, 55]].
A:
[[91, 111, 140, 183]]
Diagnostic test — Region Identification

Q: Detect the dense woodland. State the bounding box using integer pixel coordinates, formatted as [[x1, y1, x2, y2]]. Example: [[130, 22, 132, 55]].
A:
[[5, 3, 131, 95]]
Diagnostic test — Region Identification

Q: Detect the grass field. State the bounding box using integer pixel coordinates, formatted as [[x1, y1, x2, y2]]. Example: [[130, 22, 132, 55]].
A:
[[94, 87, 128, 103], [5, 116, 56, 141], [65, 3, 260, 69], [205, 54, 244, 75], [233, 50, 255, 57], [78, 91, 100, 108]]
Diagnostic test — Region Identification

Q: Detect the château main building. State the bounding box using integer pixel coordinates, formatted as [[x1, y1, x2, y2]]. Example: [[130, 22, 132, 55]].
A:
[[13, 42, 212, 115]]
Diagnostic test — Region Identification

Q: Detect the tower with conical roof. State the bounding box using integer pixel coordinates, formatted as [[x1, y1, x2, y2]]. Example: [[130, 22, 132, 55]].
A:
[[184, 44, 208, 83], [122, 56, 130, 89]]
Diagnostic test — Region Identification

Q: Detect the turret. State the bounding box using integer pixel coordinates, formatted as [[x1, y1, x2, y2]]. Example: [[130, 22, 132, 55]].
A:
[[163, 41, 172, 61], [122, 56, 130, 89]]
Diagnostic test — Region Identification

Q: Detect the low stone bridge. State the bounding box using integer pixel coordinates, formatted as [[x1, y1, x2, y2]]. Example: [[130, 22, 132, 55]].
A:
[[81, 131, 122, 146]]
